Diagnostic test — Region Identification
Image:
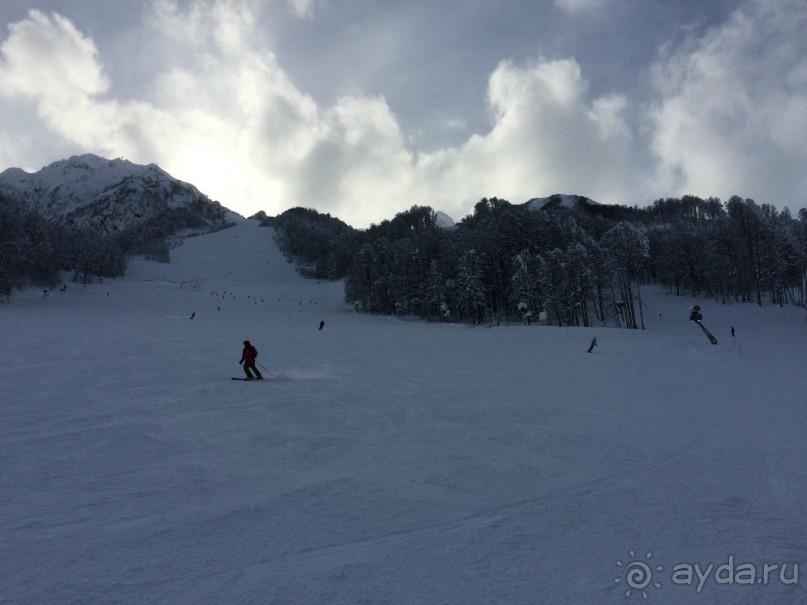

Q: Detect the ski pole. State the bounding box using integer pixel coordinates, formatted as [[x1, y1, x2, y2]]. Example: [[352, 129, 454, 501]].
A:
[[256, 361, 275, 377]]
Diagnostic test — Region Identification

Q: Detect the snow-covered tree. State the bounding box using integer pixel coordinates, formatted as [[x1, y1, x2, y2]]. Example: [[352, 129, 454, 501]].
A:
[[456, 250, 487, 323], [600, 222, 650, 329]]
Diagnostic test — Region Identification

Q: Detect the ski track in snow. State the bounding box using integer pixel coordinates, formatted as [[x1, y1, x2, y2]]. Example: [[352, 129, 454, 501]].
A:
[[2, 219, 806, 604]]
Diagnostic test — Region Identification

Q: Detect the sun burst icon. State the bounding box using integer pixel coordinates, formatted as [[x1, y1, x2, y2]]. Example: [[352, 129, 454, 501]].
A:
[[615, 550, 663, 598]]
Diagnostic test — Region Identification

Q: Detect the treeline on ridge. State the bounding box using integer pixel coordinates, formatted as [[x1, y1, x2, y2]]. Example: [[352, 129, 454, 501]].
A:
[[0, 192, 232, 299], [267, 196, 807, 328], [0, 194, 124, 298]]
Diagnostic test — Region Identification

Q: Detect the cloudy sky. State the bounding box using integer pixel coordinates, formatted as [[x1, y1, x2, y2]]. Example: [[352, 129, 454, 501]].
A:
[[1, 0, 805, 227]]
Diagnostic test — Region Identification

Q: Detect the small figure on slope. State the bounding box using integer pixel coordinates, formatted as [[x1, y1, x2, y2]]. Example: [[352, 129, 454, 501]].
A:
[[239, 340, 263, 380]]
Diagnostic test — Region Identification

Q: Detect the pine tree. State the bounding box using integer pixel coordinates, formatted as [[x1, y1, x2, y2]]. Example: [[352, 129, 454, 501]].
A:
[[600, 222, 650, 329], [456, 250, 487, 324], [510, 249, 539, 323]]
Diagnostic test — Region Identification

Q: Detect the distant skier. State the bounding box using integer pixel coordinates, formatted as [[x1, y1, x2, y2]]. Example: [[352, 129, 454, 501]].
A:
[[731, 326, 735, 337], [319, 320, 325, 331], [689, 305, 703, 322], [238, 340, 263, 380], [190, 312, 195, 320], [587, 337, 597, 353]]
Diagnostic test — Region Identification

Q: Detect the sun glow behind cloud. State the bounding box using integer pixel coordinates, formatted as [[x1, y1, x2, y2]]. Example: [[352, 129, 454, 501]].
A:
[[0, 0, 805, 227]]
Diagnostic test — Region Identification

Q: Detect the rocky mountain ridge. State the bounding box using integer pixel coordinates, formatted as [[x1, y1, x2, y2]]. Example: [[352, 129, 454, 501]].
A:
[[0, 154, 232, 234]]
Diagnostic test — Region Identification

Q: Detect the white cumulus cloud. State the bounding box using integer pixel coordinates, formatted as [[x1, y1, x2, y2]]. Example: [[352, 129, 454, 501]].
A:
[[413, 58, 641, 218], [648, 0, 807, 206], [0, 10, 108, 100]]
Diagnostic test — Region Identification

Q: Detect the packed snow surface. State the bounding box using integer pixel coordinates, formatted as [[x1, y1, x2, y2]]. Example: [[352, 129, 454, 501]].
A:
[[2, 219, 805, 604]]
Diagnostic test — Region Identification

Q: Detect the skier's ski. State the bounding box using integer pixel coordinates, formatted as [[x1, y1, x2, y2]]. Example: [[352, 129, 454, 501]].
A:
[[231, 377, 270, 381], [695, 321, 718, 345]]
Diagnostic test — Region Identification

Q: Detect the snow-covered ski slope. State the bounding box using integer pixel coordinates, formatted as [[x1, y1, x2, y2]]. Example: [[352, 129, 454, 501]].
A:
[[2, 219, 806, 604]]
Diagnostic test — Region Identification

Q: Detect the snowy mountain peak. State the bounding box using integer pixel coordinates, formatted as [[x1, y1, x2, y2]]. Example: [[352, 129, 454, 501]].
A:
[[525, 194, 602, 211], [0, 154, 229, 233], [434, 210, 456, 229]]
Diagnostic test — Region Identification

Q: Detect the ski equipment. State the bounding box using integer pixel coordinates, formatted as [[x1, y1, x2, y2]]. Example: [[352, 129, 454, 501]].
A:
[[689, 305, 717, 344], [695, 320, 718, 345]]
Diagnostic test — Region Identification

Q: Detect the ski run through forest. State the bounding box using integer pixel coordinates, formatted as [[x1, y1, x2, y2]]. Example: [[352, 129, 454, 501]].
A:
[[2, 218, 806, 604]]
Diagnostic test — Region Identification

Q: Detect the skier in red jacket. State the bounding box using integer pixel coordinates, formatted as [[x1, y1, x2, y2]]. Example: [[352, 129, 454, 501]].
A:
[[239, 340, 263, 379]]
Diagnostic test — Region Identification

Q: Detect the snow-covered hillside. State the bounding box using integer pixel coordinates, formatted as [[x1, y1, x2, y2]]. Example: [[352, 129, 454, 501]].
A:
[[526, 193, 602, 212], [1, 219, 805, 604], [0, 154, 230, 233], [435, 210, 457, 228]]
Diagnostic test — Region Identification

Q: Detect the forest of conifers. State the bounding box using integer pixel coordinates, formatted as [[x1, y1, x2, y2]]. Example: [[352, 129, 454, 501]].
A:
[[4, 190, 806, 327], [267, 195, 807, 328], [0, 193, 227, 298]]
